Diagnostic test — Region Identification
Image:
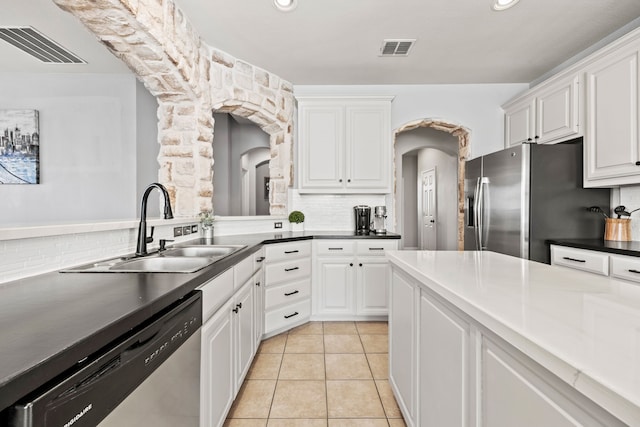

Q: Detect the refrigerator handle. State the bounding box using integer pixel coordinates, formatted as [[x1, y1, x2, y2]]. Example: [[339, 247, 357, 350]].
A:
[[474, 177, 482, 250], [479, 177, 489, 250]]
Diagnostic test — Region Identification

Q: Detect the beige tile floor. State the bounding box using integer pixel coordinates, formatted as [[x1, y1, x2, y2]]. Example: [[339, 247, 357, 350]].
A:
[[225, 321, 406, 427]]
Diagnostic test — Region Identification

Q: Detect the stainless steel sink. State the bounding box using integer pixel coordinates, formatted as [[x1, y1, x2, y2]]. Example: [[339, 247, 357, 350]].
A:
[[61, 244, 246, 273], [163, 245, 245, 258]]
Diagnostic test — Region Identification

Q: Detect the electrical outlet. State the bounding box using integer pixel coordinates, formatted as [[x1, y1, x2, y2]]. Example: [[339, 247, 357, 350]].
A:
[[191, 224, 198, 233], [183, 226, 191, 235], [174, 227, 183, 237], [274, 222, 282, 229]]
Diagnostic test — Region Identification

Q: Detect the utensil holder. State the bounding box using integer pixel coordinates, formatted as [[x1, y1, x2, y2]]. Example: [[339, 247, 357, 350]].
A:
[[604, 218, 631, 241]]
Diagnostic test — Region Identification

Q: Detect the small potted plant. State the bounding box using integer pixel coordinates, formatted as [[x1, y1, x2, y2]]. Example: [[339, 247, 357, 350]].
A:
[[288, 210, 305, 232], [198, 209, 215, 239]]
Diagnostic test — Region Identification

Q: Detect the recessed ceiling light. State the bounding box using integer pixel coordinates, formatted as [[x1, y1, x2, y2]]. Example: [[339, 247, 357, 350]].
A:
[[492, 0, 520, 11], [274, 0, 297, 12]]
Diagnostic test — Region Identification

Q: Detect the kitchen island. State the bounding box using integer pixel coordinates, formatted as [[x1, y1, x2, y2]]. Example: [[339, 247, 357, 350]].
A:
[[387, 250, 640, 427]]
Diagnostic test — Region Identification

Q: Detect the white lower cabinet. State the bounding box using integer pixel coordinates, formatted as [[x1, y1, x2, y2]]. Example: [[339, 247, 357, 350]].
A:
[[389, 269, 418, 427], [389, 266, 625, 427], [232, 280, 254, 393], [263, 241, 312, 335], [419, 290, 471, 427], [200, 299, 234, 427], [313, 239, 397, 320]]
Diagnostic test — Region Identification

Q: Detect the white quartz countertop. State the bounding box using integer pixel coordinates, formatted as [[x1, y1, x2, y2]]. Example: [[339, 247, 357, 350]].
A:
[[386, 250, 640, 425]]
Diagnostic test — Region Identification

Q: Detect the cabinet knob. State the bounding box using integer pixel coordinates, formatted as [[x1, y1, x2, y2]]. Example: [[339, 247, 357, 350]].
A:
[[635, 161, 640, 166], [359, 263, 363, 267], [347, 179, 351, 183], [349, 263, 353, 267], [237, 302, 242, 309], [255, 281, 261, 287], [232, 307, 239, 314], [534, 135, 539, 140], [526, 138, 533, 142], [339, 179, 343, 183]]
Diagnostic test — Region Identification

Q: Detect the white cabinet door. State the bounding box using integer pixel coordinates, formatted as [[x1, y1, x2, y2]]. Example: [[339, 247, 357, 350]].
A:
[[252, 269, 264, 350], [420, 290, 471, 427], [389, 269, 418, 427], [536, 75, 580, 143], [297, 97, 392, 193], [504, 97, 535, 147], [584, 44, 640, 186], [481, 336, 593, 427], [316, 257, 354, 315], [200, 299, 234, 427], [356, 258, 389, 316], [345, 105, 390, 191], [298, 105, 344, 190], [233, 282, 254, 393]]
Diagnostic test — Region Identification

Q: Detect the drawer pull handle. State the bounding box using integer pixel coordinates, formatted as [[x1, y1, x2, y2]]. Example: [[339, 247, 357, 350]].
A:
[[284, 290, 299, 296], [284, 311, 299, 319], [256, 257, 265, 263], [328, 247, 343, 250], [369, 247, 384, 251], [284, 250, 299, 254], [629, 269, 640, 274], [236, 302, 242, 309], [562, 256, 586, 263], [285, 267, 299, 272], [232, 307, 239, 314]]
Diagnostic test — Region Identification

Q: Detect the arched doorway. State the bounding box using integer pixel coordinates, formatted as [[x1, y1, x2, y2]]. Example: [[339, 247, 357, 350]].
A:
[[393, 119, 470, 250]]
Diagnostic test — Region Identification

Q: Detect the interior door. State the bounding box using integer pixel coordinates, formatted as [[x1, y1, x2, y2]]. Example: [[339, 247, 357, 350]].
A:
[[421, 169, 437, 250]]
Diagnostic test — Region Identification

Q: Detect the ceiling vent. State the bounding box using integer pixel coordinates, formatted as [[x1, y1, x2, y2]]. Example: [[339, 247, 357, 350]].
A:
[[379, 39, 416, 57], [0, 26, 86, 64]]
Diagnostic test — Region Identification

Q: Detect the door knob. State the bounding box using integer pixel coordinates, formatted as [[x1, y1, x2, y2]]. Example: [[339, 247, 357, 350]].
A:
[[430, 220, 435, 223]]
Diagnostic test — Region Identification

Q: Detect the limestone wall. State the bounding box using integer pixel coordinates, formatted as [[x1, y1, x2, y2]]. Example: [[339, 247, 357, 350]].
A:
[[53, 0, 294, 215]]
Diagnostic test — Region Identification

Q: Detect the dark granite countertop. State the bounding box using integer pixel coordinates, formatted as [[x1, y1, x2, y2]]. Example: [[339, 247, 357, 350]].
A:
[[547, 239, 640, 258], [0, 230, 399, 412]]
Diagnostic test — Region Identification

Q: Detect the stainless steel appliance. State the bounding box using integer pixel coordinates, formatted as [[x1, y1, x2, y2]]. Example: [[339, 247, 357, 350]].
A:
[[464, 139, 610, 264], [372, 206, 387, 234], [9, 292, 201, 427], [354, 205, 371, 234]]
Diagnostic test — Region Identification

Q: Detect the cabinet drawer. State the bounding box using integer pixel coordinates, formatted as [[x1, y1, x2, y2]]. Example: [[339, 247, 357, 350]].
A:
[[265, 258, 311, 285], [550, 246, 609, 276], [265, 278, 311, 309], [265, 241, 311, 262], [316, 241, 356, 256], [198, 267, 234, 322], [234, 255, 254, 290], [356, 240, 398, 255], [265, 299, 311, 333], [610, 255, 640, 283]]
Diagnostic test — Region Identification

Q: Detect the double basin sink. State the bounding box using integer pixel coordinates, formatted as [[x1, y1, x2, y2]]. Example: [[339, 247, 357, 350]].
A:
[[62, 244, 246, 273]]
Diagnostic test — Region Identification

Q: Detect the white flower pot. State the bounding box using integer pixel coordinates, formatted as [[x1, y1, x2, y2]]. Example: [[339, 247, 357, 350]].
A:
[[290, 222, 304, 232]]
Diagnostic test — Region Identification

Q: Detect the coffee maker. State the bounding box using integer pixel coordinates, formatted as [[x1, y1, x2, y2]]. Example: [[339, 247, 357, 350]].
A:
[[372, 206, 387, 234], [354, 205, 371, 234]]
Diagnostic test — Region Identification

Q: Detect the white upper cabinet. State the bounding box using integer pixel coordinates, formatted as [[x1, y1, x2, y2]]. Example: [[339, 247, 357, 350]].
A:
[[503, 74, 580, 147], [583, 41, 640, 186], [297, 96, 393, 193]]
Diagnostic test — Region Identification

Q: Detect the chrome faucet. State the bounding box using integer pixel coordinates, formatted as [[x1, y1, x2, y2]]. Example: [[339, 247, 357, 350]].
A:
[[136, 183, 174, 256]]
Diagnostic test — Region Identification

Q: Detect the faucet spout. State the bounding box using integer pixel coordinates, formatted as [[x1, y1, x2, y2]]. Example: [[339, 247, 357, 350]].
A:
[[136, 183, 174, 256]]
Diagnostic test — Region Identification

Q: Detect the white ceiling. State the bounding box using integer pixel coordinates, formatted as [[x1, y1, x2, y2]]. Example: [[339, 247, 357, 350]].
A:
[[2, 0, 640, 85]]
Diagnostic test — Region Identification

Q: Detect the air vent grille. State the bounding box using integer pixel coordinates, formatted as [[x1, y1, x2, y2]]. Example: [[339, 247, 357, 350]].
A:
[[380, 39, 416, 57], [0, 26, 85, 64]]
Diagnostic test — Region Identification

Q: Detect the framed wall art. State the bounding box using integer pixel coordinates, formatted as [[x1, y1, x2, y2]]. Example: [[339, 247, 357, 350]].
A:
[[0, 109, 40, 184]]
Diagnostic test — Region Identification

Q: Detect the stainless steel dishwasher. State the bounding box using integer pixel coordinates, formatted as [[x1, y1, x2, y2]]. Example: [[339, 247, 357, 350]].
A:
[[9, 292, 202, 427]]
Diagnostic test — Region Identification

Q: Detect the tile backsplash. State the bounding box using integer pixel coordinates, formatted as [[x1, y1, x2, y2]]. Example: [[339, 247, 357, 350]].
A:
[[619, 185, 640, 240]]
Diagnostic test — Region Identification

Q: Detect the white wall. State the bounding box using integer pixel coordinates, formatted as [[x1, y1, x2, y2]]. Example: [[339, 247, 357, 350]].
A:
[[212, 113, 232, 215], [136, 79, 161, 217], [0, 73, 156, 226], [402, 154, 418, 248], [619, 185, 640, 240]]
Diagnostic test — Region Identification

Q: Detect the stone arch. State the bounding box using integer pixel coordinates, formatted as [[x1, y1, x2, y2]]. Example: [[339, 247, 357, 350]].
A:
[[393, 118, 471, 250], [53, 0, 294, 217]]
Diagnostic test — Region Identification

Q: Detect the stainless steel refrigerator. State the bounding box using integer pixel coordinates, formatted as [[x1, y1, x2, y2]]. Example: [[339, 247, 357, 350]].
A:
[[464, 139, 610, 264]]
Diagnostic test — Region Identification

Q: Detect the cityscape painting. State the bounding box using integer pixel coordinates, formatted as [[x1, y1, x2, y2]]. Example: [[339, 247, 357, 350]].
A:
[[0, 109, 40, 184]]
